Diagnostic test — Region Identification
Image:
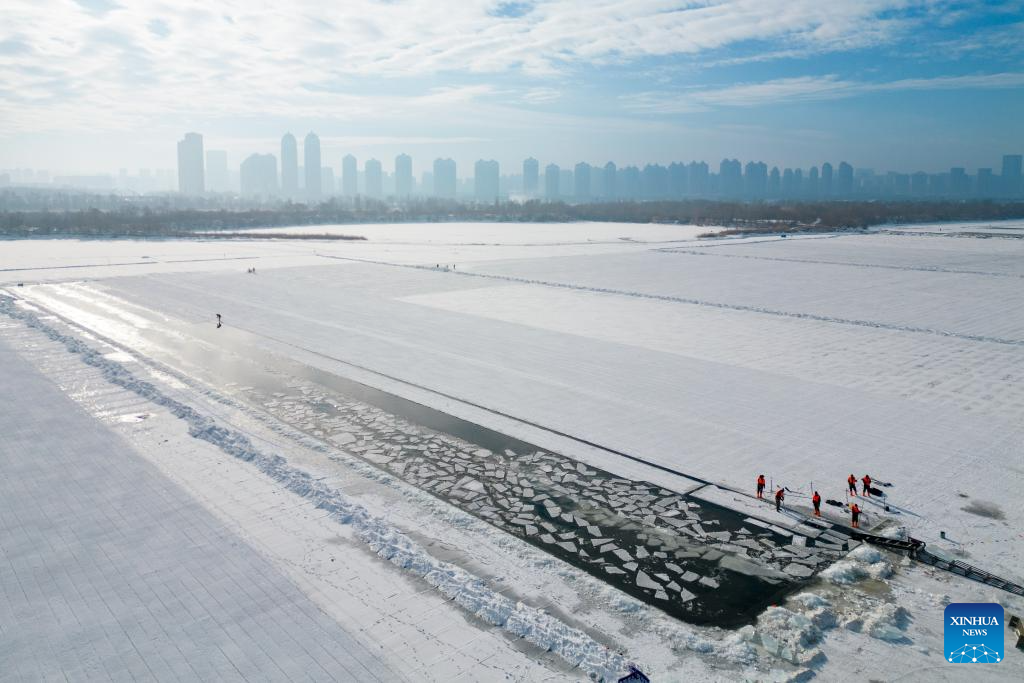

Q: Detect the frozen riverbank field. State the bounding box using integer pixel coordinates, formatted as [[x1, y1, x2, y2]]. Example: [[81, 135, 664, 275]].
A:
[[2, 221, 1023, 680]]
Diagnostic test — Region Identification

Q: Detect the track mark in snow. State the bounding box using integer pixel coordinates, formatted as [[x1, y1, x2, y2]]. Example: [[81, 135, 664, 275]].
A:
[[317, 254, 1024, 348]]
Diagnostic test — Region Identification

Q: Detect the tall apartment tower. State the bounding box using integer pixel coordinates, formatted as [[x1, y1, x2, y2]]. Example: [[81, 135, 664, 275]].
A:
[[395, 153, 413, 198], [303, 132, 322, 199], [281, 133, 298, 196], [364, 159, 383, 198], [522, 157, 539, 197], [544, 163, 560, 200], [342, 154, 358, 195], [176, 132, 205, 195]]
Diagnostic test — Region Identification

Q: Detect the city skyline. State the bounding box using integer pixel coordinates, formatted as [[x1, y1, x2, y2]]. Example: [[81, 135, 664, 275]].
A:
[[2, 2, 1023, 174]]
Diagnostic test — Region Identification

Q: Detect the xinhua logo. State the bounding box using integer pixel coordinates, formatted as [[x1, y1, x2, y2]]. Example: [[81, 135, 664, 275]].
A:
[[944, 603, 1003, 663]]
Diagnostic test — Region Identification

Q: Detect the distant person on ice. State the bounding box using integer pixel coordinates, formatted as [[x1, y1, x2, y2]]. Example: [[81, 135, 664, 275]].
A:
[[848, 474, 857, 496], [861, 474, 872, 497], [216, 313, 222, 329], [774, 488, 784, 512], [756, 474, 765, 499], [850, 503, 861, 528], [812, 491, 821, 517]]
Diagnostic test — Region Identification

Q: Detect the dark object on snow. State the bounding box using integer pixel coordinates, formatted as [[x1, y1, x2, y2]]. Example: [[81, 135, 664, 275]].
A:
[[216, 313, 222, 329], [618, 666, 651, 683], [1010, 614, 1024, 651], [826, 498, 844, 507], [868, 486, 884, 497], [17, 282, 23, 287]]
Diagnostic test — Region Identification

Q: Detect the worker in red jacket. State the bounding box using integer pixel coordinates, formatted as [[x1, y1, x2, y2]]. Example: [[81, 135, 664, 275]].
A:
[[850, 503, 861, 528], [812, 491, 821, 517], [862, 474, 872, 497], [774, 488, 785, 512], [756, 474, 766, 499], [847, 474, 857, 496]]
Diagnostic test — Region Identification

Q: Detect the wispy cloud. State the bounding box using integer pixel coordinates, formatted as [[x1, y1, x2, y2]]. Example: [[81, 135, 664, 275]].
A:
[[628, 72, 1024, 113], [0, 0, 960, 132]]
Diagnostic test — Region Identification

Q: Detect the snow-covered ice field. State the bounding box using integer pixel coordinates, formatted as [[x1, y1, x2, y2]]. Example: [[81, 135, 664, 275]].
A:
[[2, 220, 1023, 681]]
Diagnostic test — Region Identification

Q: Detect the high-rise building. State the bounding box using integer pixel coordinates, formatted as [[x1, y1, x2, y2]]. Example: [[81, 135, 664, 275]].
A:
[[239, 153, 277, 196], [836, 161, 854, 197], [641, 164, 668, 199], [911, 171, 929, 196], [820, 162, 833, 197], [668, 162, 688, 198], [544, 163, 560, 200], [176, 132, 204, 195], [474, 159, 500, 202], [205, 150, 228, 192], [687, 161, 709, 197], [342, 154, 358, 196], [573, 162, 591, 201], [1002, 154, 1022, 196], [619, 166, 641, 199], [433, 158, 456, 199], [395, 153, 413, 198], [718, 159, 742, 198], [743, 161, 767, 199], [365, 159, 383, 198], [807, 166, 819, 198], [281, 134, 298, 196], [523, 158, 539, 197], [768, 167, 781, 196], [303, 132, 321, 199], [950, 167, 969, 196], [602, 162, 617, 199]]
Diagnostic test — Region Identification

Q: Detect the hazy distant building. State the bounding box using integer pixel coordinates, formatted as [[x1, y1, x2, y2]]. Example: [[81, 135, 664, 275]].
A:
[[807, 166, 819, 198], [395, 153, 413, 198], [475, 159, 500, 202], [176, 132, 204, 195], [239, 153, 277, 197], [205, 150, 228, 192], [950, 167, 969, 196], [523, 158, 539, 197], [641, 164, 668, 199], [281, 134, 298, 196], [620, 166, 641, 199], [420, 171, 434, 196], [768, 167, 781, 196], [303, 133, 321, 199], [573, 162, 591, 201], [668, 162, 687, 198], [836, 161, 854, 197], [911, 171, 929, 196], [341, 154, 357, 196], [687, 161, 709, 197], [433, 158, 456, 199], [820, 162, 833, 197], [544, 163, 560, 200], [601, 162, 617, 199], [744, 161, 767, 199], [718, 159, 742, 198], [365, 159, 383, 198], [1002, 154, 1022, 196]]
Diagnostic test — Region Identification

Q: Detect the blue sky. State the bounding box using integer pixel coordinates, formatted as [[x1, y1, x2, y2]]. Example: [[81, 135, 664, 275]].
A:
[[1, 0, 1022, 175]]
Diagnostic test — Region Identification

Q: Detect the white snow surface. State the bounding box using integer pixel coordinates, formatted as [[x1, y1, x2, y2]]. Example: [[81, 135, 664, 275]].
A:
[[3, 220, 1024, 680]]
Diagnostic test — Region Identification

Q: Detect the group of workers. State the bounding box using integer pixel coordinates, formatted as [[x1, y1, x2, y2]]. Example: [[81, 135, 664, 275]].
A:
[[756, 473, 869, 528]]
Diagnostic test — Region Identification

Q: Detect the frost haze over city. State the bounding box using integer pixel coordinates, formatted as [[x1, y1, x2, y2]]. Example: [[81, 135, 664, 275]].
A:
[[1, 1, 1023, 682]]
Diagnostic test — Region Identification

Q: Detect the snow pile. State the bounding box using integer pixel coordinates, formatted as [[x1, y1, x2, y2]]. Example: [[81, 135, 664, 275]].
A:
[[819, 545, 893, 585], [0, 295, 633, 682], [862, 604, 910, 642], [748, 606, 825, 665], [787, 592, 837, 630]]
